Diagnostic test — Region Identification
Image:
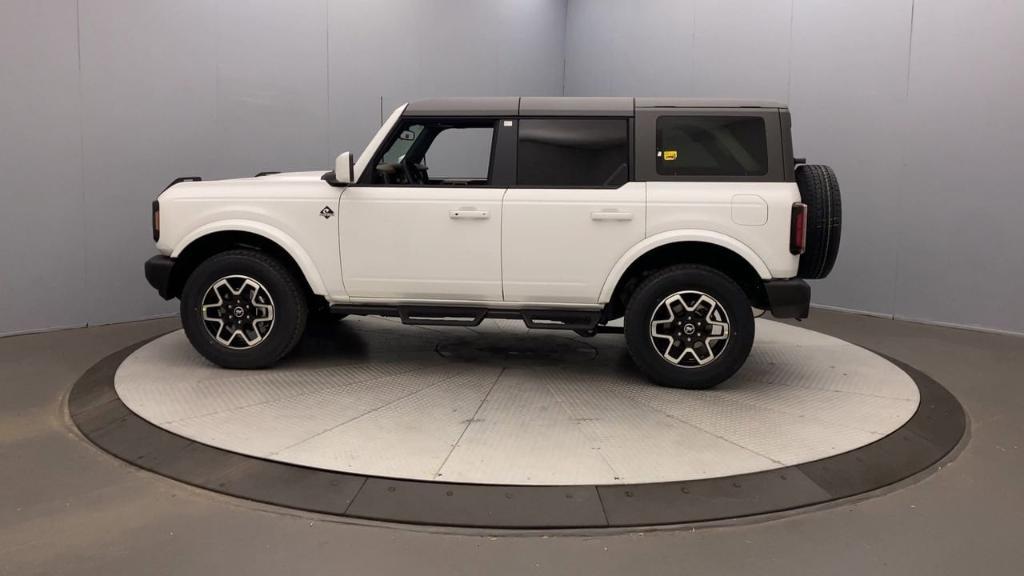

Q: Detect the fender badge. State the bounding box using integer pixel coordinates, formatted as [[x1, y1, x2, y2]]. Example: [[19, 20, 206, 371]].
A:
[[320, 206, 334, 219]]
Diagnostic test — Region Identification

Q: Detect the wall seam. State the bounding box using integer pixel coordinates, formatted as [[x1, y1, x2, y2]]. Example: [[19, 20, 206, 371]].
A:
[[74, 0, 90, 328], [785, 0, 795, 104], [690, 1, 697, 91], [560, 0, 569, 96], [325, 0, 332, 165], [890, 0, 916, 322]]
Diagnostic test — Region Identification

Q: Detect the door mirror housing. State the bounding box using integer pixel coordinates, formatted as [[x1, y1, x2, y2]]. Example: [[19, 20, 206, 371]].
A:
[[334, 151, 354, 184]]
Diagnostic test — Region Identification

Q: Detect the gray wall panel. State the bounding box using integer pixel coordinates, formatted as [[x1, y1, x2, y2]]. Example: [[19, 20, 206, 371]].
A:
[[0, 0, 86, 336], [692, 0, 792, 103], [213, 0, 332, 175], [565, 0, 696, 97], [329, 0, 567, 159], [894, 0, 1024, 333], [565, 0, 791, 100], [79, 0, 333, 328], [788, 0, 914, 316], [79, 0, 220, 326]]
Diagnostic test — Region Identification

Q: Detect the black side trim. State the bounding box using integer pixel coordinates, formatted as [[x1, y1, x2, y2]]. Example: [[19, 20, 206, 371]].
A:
[[329, 304, 602, 331], [780, 110, 796, 182], [255, 171, 280, 177], [144, 255, 176, 300], [151, 200, 160, 242], [321, 171, 347, 187], [521, 310, 601, 331], [163, 176, 201, 192], [764, 279, 810, 319], [399, 307, 487, 327]]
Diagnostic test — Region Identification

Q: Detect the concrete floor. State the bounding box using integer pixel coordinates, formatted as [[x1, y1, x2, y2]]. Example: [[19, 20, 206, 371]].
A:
[[0, 309, 1021, 575]]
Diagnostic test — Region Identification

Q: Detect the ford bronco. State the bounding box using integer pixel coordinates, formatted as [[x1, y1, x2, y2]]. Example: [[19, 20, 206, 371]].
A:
[[145, 97, 841, 389]]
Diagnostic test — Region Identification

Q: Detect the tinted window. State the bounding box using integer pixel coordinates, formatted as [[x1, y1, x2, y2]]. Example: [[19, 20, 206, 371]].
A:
[[424, 127, 493, 180], [517, 118, 629, 187], [373, 120, 494, 186], [656, 116, 767, 176]]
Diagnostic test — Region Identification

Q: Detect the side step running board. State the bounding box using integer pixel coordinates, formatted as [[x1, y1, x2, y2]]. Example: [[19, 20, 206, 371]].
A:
[[398, 307, 486, 327], [328, 304, 602, 332], [521, 310, 601, 331]]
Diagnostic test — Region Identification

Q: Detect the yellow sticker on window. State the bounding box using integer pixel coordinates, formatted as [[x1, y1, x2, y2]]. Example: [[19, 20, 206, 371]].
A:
[[663, 150, 678, 161]]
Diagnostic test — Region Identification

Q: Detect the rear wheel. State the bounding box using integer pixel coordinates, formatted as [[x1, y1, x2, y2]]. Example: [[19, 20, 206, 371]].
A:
[[180, 250, 307, 369], [624, 265, 754, 389]]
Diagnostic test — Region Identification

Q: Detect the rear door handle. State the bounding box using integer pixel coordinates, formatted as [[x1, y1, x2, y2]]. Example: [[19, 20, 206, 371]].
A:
[[591, 210, 633, 221], [449, 209, 489, 219]]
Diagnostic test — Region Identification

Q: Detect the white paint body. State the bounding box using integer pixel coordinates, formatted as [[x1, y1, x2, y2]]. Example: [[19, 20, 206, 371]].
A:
[[156, 106, 801, 309]]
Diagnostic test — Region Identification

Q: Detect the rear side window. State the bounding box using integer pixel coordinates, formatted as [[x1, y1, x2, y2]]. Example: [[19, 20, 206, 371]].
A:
[[517, 118, 629, 188], [656, 116, 767, 177]]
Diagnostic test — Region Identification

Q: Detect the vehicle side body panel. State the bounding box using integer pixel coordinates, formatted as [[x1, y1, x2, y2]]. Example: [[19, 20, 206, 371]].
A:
[[503, 182, 646, 304], [156, 172, 346, 300], [644, 182, 801, 279], [338, 186, 504, 301]]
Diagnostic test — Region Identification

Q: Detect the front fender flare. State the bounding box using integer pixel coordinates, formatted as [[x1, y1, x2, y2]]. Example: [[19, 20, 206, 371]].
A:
[[598, 230, 772, 303], [171, 220, 328, 295]]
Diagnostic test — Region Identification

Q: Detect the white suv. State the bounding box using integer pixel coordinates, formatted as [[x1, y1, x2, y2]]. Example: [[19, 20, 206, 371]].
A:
[[145, 97, 841, 389]]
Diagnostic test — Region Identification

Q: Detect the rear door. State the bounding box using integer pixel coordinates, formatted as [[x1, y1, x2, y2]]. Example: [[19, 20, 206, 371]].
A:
[[502, 117, 645, 304]]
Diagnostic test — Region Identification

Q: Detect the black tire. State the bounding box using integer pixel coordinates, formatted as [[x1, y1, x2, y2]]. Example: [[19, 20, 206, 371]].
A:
[[180, 250, 307, 369], [796, 164, 842, 279], [624, 265, 755, 389]]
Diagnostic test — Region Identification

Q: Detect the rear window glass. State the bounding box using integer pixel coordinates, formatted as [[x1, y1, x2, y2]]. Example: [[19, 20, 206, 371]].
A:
[[656, 116, 768, 177]]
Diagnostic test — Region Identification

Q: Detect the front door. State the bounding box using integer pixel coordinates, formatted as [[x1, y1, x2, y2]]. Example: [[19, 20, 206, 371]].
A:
[[502, 117, 645, 303], [340, 118, 504, 302]]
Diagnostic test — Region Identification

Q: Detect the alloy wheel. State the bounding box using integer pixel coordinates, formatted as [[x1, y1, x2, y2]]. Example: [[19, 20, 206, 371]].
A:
[[649, 290, 730, 367], [200, 275, 275, 349]]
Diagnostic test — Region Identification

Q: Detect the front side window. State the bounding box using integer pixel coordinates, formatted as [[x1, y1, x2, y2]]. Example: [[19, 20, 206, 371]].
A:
[[517, 118, 629, 188], [372, 119, 494, 186], [656, 116, 768, 177]]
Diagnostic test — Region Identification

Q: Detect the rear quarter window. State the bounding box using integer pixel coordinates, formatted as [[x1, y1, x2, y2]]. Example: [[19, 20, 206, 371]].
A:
[[656, 116, 768, 177]]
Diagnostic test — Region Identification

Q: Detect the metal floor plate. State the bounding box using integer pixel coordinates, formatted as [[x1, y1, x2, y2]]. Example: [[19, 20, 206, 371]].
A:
[[114, 318, 920, 486]]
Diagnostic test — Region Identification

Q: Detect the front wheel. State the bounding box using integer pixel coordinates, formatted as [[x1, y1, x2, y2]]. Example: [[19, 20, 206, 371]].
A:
[[180, 250, 307, 369], [624, 265, 754, 389]]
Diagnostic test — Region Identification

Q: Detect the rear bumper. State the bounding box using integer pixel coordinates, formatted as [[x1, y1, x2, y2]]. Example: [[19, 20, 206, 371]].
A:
[[764, 278, 810, 319], [145, 255, 176, 300]]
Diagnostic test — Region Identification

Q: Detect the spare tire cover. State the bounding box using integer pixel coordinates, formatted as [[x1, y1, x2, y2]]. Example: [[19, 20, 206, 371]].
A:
[[795, 164, 842, 279]]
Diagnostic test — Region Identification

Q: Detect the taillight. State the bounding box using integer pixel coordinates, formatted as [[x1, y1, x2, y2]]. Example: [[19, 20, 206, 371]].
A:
[[790, 202, 807, 255], [152, 200, 160, 242]]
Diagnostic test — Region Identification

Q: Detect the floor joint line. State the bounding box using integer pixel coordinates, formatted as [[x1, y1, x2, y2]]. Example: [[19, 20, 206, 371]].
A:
[[432, 367, 505, 479]]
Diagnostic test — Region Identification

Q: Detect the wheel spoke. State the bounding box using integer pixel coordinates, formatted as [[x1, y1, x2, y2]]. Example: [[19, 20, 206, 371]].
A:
[[200, 275, 276, 351], [648, 289, 731, 369]]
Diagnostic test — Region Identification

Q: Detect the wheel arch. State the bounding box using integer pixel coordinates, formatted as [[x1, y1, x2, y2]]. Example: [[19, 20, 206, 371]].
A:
[[600, 232, 770, 320], [168, 223, 325, 300]]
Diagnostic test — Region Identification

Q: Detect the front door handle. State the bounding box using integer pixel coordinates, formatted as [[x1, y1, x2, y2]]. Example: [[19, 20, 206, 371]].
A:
[[591, 210, 633, 221], [449, 209, 489, 220]]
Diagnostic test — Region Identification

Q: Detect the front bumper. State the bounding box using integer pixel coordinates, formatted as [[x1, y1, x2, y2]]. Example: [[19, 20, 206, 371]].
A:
[[145, 255, 176, 300], [764, 278, 810, 319]]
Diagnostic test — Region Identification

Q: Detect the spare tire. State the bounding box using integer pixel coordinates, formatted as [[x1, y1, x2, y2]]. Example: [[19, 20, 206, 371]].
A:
[[795, 164, 842, 279]]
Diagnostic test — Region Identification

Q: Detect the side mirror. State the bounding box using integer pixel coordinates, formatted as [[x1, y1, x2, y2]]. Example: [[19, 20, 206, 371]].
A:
[[334, 151, 354, 184]]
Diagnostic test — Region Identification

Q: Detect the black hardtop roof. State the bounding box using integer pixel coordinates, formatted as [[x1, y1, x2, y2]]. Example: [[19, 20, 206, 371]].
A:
[[403, 97, 787, 117]]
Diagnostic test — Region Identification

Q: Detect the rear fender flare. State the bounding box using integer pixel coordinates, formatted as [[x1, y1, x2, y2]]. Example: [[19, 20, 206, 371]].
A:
[[599, 230, 772, 303]]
